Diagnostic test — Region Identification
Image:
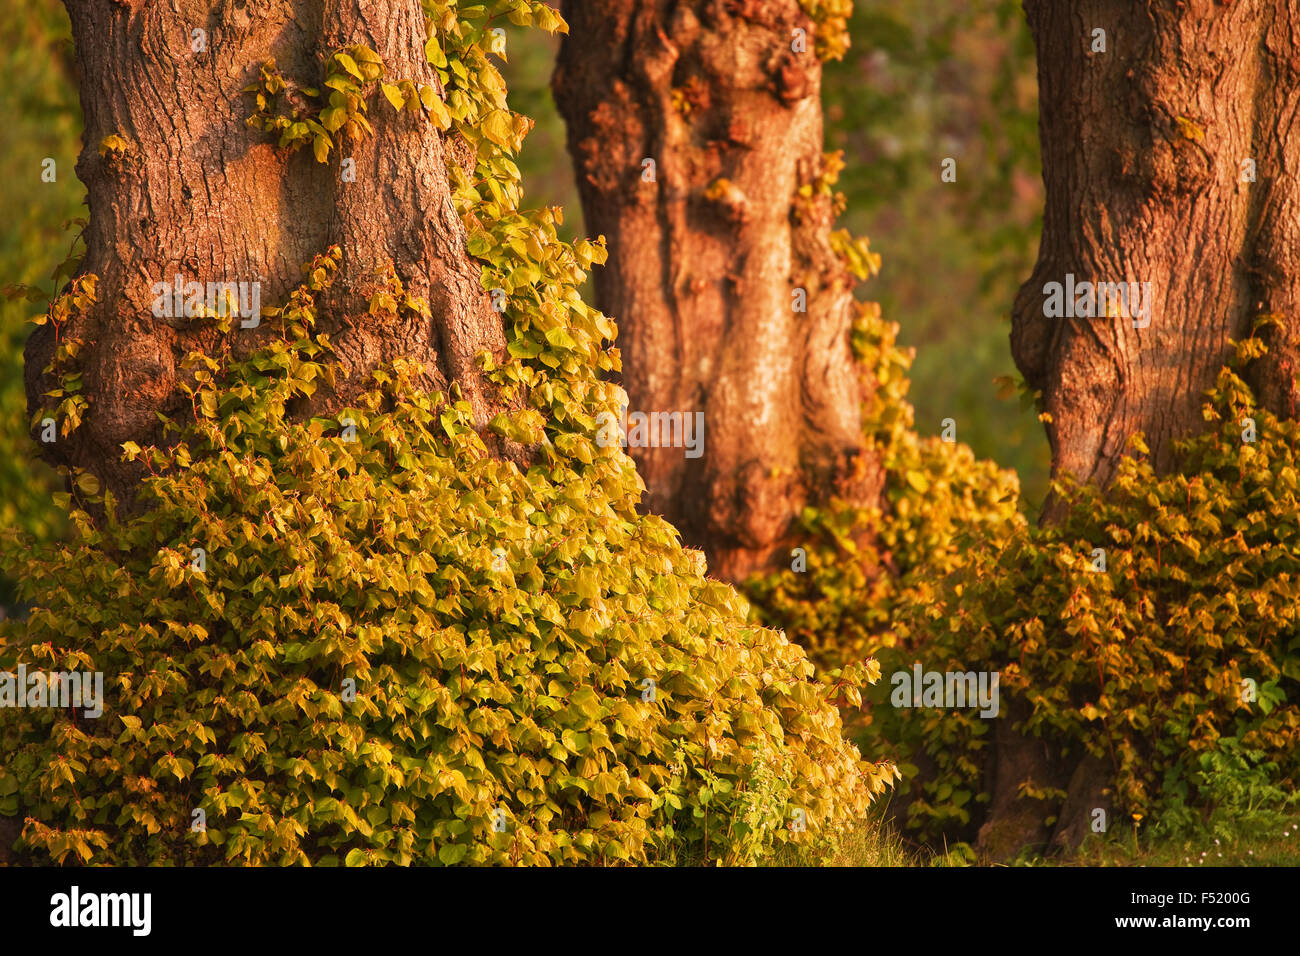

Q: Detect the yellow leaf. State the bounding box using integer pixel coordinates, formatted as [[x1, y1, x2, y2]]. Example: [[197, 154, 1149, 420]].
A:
[[381, 82, 405, 111], [481, 109, 515, 148], [334, 52, 362, 79], [312, 133, 331, 164], [98, 134, 128, 157], [426, 98, 451, 130]]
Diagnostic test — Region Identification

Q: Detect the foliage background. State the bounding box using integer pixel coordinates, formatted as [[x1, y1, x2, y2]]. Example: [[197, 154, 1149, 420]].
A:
[[0, 2, 81, 609]]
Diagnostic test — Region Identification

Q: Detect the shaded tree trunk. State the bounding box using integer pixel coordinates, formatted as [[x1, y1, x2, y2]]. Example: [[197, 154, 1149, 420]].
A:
[[553, 0, 882, 582], [26, 0, 511, 503], [987, 0, 1300, 858]]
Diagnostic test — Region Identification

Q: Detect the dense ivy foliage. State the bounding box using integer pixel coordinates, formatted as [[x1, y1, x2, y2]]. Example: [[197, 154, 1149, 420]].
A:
[[748, 288, 1021, 836], [0, 0, 895, 866], [902, 349, 1300, 827], [245, 43, 452, 163], [751, 326, 1300, 841]]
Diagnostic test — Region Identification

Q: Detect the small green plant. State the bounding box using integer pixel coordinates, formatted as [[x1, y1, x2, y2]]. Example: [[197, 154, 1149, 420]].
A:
[[930, 841, 977, 867], [1153, 733, 1300, 843]]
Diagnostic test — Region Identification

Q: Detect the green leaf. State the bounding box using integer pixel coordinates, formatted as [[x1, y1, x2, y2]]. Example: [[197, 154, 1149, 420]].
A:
[[438, 844, 467, 865], [544, 327, 577, 350]]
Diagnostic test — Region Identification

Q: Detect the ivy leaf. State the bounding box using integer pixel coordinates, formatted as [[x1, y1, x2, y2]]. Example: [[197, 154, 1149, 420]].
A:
[[380, 83, 405, 111], [97, 134, 128, 157], [426, 97, 451, 130], [438, 844, 467, 865], [319, 108, 346, 133], [312, 134, 331, 164], [425, 38, 447, 68], [480, 109, 515, 148], [544, 326, 577, 350], [334, 53, 362, 80]]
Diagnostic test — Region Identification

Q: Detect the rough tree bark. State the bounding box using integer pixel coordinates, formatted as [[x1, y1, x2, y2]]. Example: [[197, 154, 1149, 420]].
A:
[[987, 0, 1300, 859], [25, 0, 512, 504], [553, 0, 883, 583]]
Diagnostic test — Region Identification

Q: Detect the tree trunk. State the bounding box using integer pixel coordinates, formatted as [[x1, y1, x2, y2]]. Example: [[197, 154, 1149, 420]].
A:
[[26, 0, 512, 504], [1012, 0, 1300, 494], [987, 0, 1300, 858], [552, 0, 883, 583]]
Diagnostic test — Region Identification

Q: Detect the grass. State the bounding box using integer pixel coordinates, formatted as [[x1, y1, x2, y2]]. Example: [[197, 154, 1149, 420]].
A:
[[776, 808, 1300, 867], [785, 814, 917, 867], [1058, 814, 1300, 867]]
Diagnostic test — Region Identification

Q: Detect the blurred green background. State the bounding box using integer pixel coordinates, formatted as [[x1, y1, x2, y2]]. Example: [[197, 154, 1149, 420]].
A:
[[0, 0, 1048, 591], [0, 1, 81, 610]]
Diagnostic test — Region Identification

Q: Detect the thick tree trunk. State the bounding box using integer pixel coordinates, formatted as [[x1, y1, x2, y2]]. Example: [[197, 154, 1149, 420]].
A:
[[1012, 0, 1300, 493], [987, 0, 1300, 859], [26, 0, 511, 503], [552, 0, 883, 582]]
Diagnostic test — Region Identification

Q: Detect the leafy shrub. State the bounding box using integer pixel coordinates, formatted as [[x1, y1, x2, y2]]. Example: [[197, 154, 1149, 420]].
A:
[[1151, 734, 1300, 844], [0, 0, 895, 866], [916, 352, 1300, 824], [0, 281, 892, 865], [747, 299, 1022, 837], [751, 308, 1300, 842]]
